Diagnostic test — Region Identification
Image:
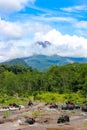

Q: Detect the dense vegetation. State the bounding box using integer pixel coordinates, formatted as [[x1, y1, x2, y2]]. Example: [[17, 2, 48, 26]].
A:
[[0, 63, 87, 105]]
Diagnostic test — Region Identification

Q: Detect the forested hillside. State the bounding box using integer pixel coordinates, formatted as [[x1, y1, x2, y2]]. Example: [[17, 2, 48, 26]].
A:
[[0, 63, 87, 98]]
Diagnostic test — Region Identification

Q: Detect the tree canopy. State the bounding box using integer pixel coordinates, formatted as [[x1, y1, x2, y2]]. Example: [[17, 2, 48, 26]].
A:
[[0, 63, 87, 97]]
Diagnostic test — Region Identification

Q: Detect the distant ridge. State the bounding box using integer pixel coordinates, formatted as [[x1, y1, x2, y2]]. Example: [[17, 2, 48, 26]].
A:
[[1, 54, 87, 71], [1, 58, 28, 67]]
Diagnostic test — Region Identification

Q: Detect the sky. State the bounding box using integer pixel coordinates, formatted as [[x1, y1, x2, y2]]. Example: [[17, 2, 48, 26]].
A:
[[0, 0, 87, 62]]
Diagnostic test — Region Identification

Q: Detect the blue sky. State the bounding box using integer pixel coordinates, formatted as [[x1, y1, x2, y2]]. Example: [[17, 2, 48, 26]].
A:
[[0, 0, 87, 61]]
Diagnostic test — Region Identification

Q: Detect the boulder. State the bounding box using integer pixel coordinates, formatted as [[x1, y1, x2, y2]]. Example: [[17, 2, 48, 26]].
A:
[[57, 115, 70, 123]]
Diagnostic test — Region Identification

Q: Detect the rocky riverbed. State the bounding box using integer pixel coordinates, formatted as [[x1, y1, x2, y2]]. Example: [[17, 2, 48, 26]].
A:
[[0, 102, 87, 130]]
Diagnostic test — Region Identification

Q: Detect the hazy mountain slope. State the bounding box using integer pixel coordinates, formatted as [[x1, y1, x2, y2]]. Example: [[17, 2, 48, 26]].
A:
[[2, 58, 28, 67], [1, 55, 87, 71]]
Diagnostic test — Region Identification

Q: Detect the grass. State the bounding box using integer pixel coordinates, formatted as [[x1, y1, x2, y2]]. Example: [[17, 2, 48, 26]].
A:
[[34, 92, 86, 104], [32, 111, 41, 118], [83, 121, 87, 127], [4, 110, 10, 118], [0, 92, 86, 106]]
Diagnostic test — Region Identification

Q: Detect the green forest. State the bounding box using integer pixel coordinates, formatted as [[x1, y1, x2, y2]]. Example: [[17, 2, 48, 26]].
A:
[[0, 63, 87, 105]]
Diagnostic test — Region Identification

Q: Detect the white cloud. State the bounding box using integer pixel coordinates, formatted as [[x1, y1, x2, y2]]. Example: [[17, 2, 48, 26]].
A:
[[0, 40, 33, 62], [0, 19, 87, 62], [75, 21, 87, 37], [24, 22, 51, 33], [76, 21, 87, 28], [30, 15, 76, 23], [0, 19, 24, 40], [0, 18, 51, 40], [0, 0, 35, 14], [0, 18, 52, 62], [61, 5, 87, 12], [34, 29, 87, 57]]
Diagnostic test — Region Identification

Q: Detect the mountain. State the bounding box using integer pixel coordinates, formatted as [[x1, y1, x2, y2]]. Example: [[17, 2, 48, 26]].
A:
[[1, 55, 87, 71], [1, 58, 28, 67], [36, 41, 51, 48]]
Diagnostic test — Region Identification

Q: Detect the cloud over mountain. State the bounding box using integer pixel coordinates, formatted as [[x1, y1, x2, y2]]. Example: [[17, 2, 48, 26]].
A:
[[1, 27, 87, 62], [34, 29, 87, 57]]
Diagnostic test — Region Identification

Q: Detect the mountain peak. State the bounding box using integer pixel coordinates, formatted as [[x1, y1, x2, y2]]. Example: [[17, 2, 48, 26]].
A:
[[36, 41, 51, 48]]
